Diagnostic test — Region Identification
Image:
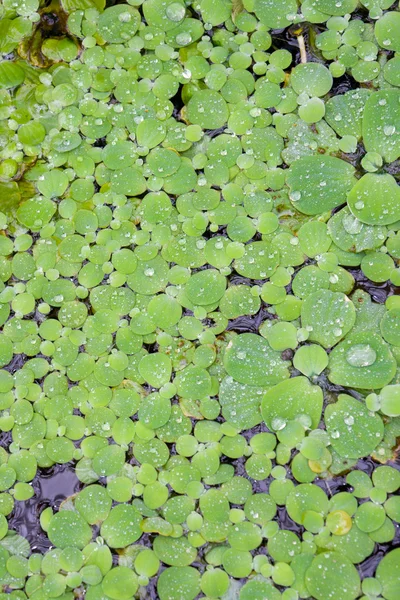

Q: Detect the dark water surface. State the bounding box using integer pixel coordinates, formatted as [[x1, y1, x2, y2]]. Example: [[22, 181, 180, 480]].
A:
[[9, 463, 81, 553]]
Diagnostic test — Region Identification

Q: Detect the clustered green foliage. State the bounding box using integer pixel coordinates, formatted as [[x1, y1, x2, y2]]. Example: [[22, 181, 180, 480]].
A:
[[0, 0, 399, 598]]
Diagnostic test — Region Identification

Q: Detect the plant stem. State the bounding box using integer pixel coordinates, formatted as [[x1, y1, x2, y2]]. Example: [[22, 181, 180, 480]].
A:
[[298, 34, 307, 63]]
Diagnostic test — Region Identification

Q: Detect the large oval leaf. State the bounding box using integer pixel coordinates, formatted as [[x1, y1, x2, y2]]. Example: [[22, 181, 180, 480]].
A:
[[328, 331, 397, 389], [223, 333, 289, 387], [153, 535, 197, 567], [316, 0, 358, 16], [328, 207, 387, 253], [219, 377, 264, 430], [305, 552, 360, 600], [0, 61, 24, 89], [362, 89, 400, 163], [376, 548, 400, 600], [301, 290, 356, 349], [347, 173, 400, 226], [261, 376, 323, 430], [325, 89, 370, 139], [286, 155, 356, 215], [325, 394, 384, 459], [254, 0, 298, 29]]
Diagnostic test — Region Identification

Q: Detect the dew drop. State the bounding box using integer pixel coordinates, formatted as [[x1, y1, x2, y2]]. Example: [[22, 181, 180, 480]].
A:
[[342, 213, 362, 235], [176, 32, 192, 46], [290, 190, 301, 202], [118, 11, 131, 22], [346, 344, 377, 367], [271, 417, 286, 431], [384, 125, 395, 136], [166, 2, 186, 21]]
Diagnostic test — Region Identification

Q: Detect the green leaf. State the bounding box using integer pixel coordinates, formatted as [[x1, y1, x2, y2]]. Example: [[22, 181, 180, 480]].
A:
[[261, 377, 323, 430], [376, 548, 400, 600], [325, 394, 384, 458], [363, 89, 400, 163], [305, 552, 360, 600], [301, 290, 356, 349], [254, 0, 298, 29], [224, 333, 289, 387], [347, 173, 400, 226], [286, 155, 356, 215], [328, 331, 397, 389], [325, 90, 370, 139]]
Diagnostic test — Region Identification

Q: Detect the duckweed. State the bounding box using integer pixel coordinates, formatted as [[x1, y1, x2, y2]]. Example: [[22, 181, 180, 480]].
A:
[[0, 0, 399, 598]]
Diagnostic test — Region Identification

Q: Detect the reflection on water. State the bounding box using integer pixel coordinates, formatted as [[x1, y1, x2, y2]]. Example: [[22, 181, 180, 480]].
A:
[[9, 463, 81, 552]]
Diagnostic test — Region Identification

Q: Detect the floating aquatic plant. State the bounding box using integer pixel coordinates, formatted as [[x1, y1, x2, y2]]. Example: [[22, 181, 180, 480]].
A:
[[0, 0, 399, 598]]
